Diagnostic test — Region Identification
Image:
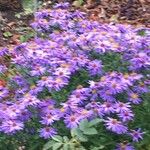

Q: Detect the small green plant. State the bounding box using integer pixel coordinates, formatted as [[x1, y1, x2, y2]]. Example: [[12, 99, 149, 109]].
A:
[[43, 119, 103, 150], [3, 31, 13, 38]]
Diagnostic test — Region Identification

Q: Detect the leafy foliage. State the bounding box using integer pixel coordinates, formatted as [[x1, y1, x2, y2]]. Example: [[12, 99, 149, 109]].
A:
[[43, 119, 103, 150]]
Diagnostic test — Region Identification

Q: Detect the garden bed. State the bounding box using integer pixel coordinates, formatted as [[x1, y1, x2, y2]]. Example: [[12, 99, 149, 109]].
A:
[[0, 2, 150, 150]]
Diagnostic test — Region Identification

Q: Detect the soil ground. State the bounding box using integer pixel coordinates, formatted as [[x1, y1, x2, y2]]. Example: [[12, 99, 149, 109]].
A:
[[0, 0, 149, 48]]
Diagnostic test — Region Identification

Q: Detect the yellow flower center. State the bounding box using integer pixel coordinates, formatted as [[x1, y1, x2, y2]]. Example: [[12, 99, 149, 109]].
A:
[[131, 93, 138, 99]]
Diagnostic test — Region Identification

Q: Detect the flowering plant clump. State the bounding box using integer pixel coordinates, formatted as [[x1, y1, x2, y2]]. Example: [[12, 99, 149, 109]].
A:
[[0, 2, 150, 150]]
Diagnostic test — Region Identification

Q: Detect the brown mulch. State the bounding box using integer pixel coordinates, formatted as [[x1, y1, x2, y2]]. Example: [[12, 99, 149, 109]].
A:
[[0, 0, 150, 48], [0, 0, 22, 11], [0, 0, 33, 48], [0, 0, 27, 48], [81, 0, 150, 27]]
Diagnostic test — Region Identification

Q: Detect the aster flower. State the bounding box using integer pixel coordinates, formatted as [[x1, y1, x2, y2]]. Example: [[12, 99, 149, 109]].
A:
[[101, 102, 115, 114], [39, 127, 57, 139], [0, 65, 7, 73], [129, 52, 150, 70], [115, 102, 131, 113], [64, 114, 81, 129], [118, 110, 134, 122], [129, 128, 144, 142], [30, 65, 46, 76], [116, 143, 135, 150], [21, 93, 40, 106], [40, 113, 60, 125], [0, 104, 11, 120], [53, 67, 71, 78], [37, 76, 53, 88], [19, 109, 31, 121], [129, 73, 143, 81], [69, 91, 87, 105], [76, 108, 93, 120], [0, 87, 9, 100], [88, 80, 100, 89], [29, 85, 43, 95], [99, 89, 116, 102], [108, 80, 127, 94], [53, 2, 70, 9], [133, 82, 149, 93], [5, 105, 22, 119], [38, 99, 57, 114], [87, 60, 103, 76], [0, 120, 24, 134], [50, 77, 69, 91], [105, 118, 128, 134], [0, 48, 9, 57], [128, 92, 142, 104]]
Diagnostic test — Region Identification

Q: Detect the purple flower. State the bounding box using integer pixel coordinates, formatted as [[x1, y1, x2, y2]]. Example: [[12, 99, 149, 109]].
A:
[[0, 120, 24, 134], [108, 80, 127, 94], [21, 93, 40, 106], [37, 76, 53, 87], [0, 87, 9, 100], [50, 77, 69, 91], [87, 60, 103, 76], [76, 108, 93, 120], [105, 118, 128, 134], [69, 91, 87, 104], [29, 85, 43, 95], [0, 65, 7, 73], [53, 67, 71, 78], [116, 143, 135, 150], [39, 127, 57, 139], [129, 128, 144, 142], [115, 102, 131, 113], [129, 73, 143, 81], [64, 114, 81, 129], [118, 110, 134, 122], [53, 2, 70, 9], [19, 109, 31, 121], [133, 82, 149, 93], [30, 65, 46, 76], [99, 89, 116, 102], [5, 105, 21, 119], [101, 102, 115, 114], [0, 48, 9, 57], [129, 52, 150, 70], [40, 113, 60, 125], [128, 92, 142, 104]]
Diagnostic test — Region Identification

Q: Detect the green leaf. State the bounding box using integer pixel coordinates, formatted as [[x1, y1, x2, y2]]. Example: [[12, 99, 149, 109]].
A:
[[72, 0, 83, 7], [79, 119, 89, 131], [71, 128, 88, 142], [3, 32, 13, 38], [63, 136, 69, 142], [63, 144, 69, 150], [69, 143, 76, 150], [15, 13, 21, 18], [99, 146, 105, 149], [43, 140, 55, 150], [78, 147, 86, 150], [83, 128, 98, 135], [89, 118, 103, 127], [78, 0, 84, 5], [77, 134, 88, 142], [52, 135, 63, 142], [20, 35, 27, 43], [52, 143, 62, 150], [71, 128, 80, 137]]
